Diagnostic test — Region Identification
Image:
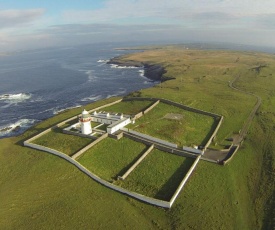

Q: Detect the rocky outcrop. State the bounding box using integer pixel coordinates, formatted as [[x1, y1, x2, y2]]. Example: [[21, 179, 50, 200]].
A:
[[143, 63, 167, 81], [107, 57, 143, 67], [108, 57, 169, 82]]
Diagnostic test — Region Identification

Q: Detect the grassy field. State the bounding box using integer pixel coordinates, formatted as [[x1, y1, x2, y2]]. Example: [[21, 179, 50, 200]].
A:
[[78, 137, 147, 181], [119, 149, 194, 200], [32, 127, 92, 156], [128, 102, 215, 146], [103, 100, 153, 115], [0, 47, 274, 229]]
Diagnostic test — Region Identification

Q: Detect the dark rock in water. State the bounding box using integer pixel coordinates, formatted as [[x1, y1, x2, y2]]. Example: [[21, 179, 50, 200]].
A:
[[0, 126, 12, 132], [12, 126, 21, 132], [0, 94, 10, 99]]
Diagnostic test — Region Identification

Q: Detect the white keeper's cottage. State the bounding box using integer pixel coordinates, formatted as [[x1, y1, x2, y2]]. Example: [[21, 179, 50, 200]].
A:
[[76, 109, 132, 135]]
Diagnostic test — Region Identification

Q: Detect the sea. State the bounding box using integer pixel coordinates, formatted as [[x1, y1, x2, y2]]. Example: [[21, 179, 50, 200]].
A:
[[0, 43, 157, 138]]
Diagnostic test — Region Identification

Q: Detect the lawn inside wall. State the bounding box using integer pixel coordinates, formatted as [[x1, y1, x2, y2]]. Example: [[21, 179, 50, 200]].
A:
[[119, 149, 195, 201], [32, 127, 92, 156], [103, 100, 153, 115], [127, 102, 215, 147], [77, 137, 147, 181]]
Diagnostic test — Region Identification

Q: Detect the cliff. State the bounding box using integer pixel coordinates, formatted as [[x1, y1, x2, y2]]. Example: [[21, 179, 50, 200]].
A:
[[107, 57, 169, 82]]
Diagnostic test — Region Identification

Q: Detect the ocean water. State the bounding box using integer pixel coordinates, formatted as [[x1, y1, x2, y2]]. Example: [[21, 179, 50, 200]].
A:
[[0, 43, 157, 138]]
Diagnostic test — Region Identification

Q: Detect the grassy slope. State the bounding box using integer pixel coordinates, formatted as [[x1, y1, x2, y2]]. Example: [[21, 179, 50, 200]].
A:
[[0, 48, 274, 229]]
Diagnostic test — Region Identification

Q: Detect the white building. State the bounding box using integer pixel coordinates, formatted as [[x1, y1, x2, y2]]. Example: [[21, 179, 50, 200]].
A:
[[91, 111, 131, 134], [79, 109, 92, 134]]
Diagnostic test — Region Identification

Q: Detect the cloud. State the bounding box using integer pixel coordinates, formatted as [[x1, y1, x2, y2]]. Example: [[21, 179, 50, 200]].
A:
[[253, 13, 275, 30], [0, 9, 45, 29], [1, 1, 275, 51]]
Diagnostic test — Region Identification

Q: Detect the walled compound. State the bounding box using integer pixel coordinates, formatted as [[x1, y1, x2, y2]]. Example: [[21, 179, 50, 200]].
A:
[[23, 97, 225, 208]]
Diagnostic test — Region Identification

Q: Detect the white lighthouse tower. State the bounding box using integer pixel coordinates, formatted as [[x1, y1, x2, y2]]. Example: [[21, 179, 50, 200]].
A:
[[79, 109, 92, 135]]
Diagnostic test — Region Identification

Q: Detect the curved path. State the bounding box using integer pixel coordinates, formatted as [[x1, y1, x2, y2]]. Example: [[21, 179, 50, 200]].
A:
[[228, 75, 262, 145], [203, 75, 262, 163]]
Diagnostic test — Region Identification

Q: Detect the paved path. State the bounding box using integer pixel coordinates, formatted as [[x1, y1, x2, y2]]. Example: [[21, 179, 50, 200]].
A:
[[203, 75, 262, 163]]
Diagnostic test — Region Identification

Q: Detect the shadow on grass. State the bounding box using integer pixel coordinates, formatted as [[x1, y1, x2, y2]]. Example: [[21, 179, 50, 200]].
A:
[[201, 117, 220, 146], [113, 145, 150, 179], [154, 157, 195, 201]]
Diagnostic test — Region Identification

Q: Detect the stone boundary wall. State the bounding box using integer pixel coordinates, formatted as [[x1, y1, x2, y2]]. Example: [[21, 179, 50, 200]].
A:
[[123, 132, 197, 159], [133, 112, 143, 120], [204, 116, 224, 149], [25, 99, 123, 144], [119, 144, 154, 180], [124, 97, 223, 149], [71, 133, 108, 160], [23, 97, 205, 208], [170, 155, 201, 206], [222, 145, 240, 165], [200, 157, 217, 164], [108, 132, 124, 140], [143, 100, 160, 114], [124, 97, 221, 118], [23, 141, 171, 208], [63, 129, 97, 140], [121, 128, 177, 148], [25, 127, 52, 143], [56, 99, 123, 128], [182, 146, 203, 155]]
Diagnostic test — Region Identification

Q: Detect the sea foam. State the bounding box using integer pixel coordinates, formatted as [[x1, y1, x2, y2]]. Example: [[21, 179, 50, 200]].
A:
[[81, 95, 103, 102], [110, 64, 138, 69], [0, 119, 37, 137], [0, 93, 31, 101]]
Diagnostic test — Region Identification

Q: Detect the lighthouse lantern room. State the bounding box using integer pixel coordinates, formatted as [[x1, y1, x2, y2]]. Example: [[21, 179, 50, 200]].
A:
[[79, 109, 92, 134]]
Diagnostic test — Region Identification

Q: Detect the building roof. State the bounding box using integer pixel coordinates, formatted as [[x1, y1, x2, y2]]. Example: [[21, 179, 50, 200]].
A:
[[81, 109, 90, 119]]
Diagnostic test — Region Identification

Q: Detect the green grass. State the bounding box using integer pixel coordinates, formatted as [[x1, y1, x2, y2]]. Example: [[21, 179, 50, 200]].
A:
[[0, 47, 275, 229], [103, 100, 153, 115], [94, 124, 108, 131], [32, 128, 92, 156], [77, 137, 147, 181], [128, 102, 215, 146], [120, 149, 194, 200], [91, 121, 101, 127]]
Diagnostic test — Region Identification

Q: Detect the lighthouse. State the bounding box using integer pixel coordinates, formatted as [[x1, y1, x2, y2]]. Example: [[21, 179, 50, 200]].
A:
[[79, 109, 92, 134]]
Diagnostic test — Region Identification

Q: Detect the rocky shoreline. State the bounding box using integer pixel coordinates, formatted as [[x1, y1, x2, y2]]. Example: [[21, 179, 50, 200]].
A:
[[107, 57, 169, 82]]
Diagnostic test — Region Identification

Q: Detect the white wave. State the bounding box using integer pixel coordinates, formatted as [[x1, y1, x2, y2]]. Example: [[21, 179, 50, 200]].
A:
[[138, 69, 145, 77], [81, 95, 102, 102], [84, 70, 98, 82], [0, 93, 32, 108], [53, 105, 82, 115], [97, 59, 109, 63], [0, 119, 37, 136], [0, 93, 31, 101], [106, 89, 127, 99], [110, 64, 138, 69]]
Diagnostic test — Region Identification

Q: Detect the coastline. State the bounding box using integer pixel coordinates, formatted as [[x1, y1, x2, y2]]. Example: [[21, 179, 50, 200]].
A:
[[107, 57, 169, 82]]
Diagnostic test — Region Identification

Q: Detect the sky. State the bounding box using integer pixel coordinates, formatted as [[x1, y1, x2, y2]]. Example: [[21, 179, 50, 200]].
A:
[[1, 0, 275, 51]]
